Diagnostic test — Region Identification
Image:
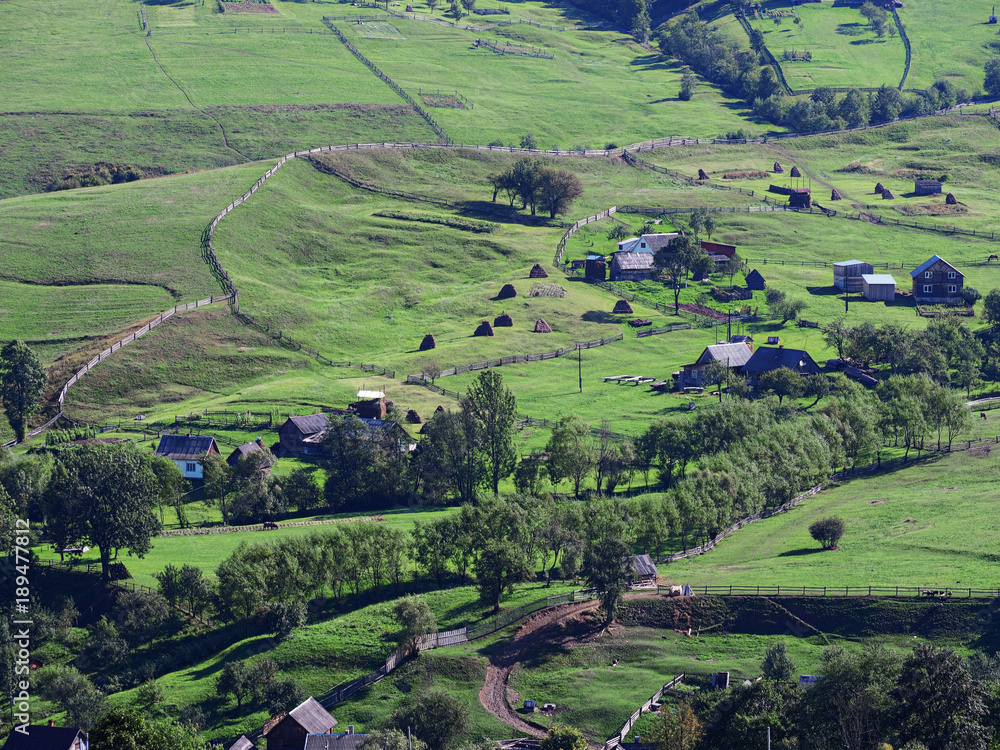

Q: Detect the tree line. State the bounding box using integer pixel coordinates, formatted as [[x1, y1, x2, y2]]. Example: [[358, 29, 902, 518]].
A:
[[486, 157, 584, 218]]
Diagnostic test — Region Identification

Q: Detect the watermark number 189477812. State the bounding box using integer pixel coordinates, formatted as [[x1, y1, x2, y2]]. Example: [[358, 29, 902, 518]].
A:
[[12, 518, 32, 735]]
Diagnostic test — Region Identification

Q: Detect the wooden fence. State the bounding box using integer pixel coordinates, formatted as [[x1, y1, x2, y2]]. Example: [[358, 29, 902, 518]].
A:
[[680, 584, 1000, 599], [604, 674, 685, 750], [636, 322, 693, 338], [417, 87, 474, 109], [475, 37, 554, 59]]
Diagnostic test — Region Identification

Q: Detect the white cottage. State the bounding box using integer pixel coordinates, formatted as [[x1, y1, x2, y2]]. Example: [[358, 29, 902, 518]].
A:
[[154, 434, 220, 479]]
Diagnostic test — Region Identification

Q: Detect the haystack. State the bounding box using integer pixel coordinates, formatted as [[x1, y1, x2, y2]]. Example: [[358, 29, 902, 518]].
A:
[[419, 334, 436, 351], [529, 264, 548, 278], [419, 422, 430, 434], [473, 320, 495, 337], [405, 3, 413, 9], [831, 188, 843, 201], [946, 192, 958, 205], [698, 168, 709, 180], [882, 188, 895, 199], [533, 318, 553, 333], [498, 283, 517, 299], [790, 166, 801, 178], [435, 405, 445, 413], [875, 182, 885, 195], [494, 312, 514, 327], [773, 161, 784, 173], [405, 409, 421, 424], [612, 299, 634, 314]]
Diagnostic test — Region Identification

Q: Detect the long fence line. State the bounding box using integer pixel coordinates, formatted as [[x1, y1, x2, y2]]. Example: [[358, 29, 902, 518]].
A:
[[734, 13, 794, 96], [683, 584, 1000, 598], [605, 674, 685, 750], [322, 19, 452, 144], [892, 9, 911, 91]]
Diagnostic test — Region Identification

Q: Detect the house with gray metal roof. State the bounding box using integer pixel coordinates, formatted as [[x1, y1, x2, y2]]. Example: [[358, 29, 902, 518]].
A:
[[263, 697, 337, 750], [910, 255, 963, 304], [154, 434, 220, 479], [742, 346, 821, 385], [677, 341, 754, 389], [304, 729, 365, 750]]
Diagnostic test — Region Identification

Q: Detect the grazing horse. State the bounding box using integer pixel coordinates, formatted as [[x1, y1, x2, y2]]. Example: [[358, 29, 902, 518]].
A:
[[982, 412, 988, 420], [989, 254, 999, 262]]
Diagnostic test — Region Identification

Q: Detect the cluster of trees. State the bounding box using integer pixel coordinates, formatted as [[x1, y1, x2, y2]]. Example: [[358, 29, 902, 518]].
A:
[[487, 158, 584, 218], [765, 287, 807, 325], [572, 0, 650, 41], [680, 642, 1000, 750], [660, 13, 974, 132]]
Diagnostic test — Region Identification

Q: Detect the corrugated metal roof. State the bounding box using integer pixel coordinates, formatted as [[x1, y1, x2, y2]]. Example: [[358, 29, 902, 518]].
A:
[[632, 554, 658, 578], [229, 737, 255, 750], [288, 697, 338, 735], [743, 346, 821, 375], [154, 434, 219, 461], [305, 735, 366, 750], [2, 726, 86, 750], [286, 414, 331, 436], [833, 259, 866, 267], [910, 255, 961, 278], [613, 253, 655, 270], [697, 342, 754, 368], [862, 274, 896, 285]]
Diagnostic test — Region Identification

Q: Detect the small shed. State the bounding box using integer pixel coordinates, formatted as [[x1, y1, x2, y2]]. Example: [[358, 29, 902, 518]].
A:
[[861, 274, 896, 301], [832, 259, 873, 291], [745, 269, 766, 291], [914, 179, 942, 196], [584, 254, 607, 281], [788, 188, 811, 208], [631, 554, 658, 585], [227, 438, 267, 468]]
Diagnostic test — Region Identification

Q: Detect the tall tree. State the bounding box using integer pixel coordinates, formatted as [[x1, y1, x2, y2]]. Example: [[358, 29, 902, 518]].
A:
[[464, 371, 517, 495], [545, 415, 595, 496], [202, 453, 235, 526], [413, 407, 482, 504], [43, 443, 161, 581], [535, 167, 584, 219], [583, 500, 636, 624], [469, 496, 535, 611], [0, 341, 47, 442]]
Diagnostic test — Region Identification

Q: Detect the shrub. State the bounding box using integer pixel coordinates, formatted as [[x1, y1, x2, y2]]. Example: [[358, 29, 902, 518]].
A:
[[809, 516, 845, 549]]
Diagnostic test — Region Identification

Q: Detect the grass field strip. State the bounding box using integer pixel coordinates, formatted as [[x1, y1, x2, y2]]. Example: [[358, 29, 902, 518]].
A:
[[607, 675, 686, 750]]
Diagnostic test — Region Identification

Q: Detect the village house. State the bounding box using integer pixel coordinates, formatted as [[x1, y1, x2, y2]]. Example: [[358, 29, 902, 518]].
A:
[[676, 340, 754, 389], [304, 728, 365, 750], [832, 259, 873, 292], [227, 437, 272, 470], [263, 697, 338, 750], [742, 346, 821, 385], [910, 255, 964, 304], [2, 723, 88, 750], [278, 414, 331, 456], [153, 434, 220, 480], [609, 233, 677, 282]]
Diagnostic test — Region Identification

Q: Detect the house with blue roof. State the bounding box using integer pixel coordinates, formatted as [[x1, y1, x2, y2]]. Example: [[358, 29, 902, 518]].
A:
[[910, 255, 963, 304]]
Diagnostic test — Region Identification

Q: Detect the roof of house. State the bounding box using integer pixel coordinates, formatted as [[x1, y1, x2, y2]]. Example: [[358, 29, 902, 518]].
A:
[[613, 253, 655, 271], [304, 734, 366, 750], [910, 255, 962, 278], [862, 274, 897, 285], [586, 254, 605, 261], [915, 179, 942, 186], [356, 390, 384, 400], [229, 736, 255, 750], [284, 414, 331, 437], [745, 269, 765, 283], [632, 554, 658, 578], [2, 726, 85, 750], [154, 434, 219, 461], [618, 233, 678, 255], [833, 259, 867, 267], [287, 697, 338, 735], [694, 342, 754, 368], [743, 346, 821, 376], [729, 335, 753, 343], [229, 440, 264, 459]]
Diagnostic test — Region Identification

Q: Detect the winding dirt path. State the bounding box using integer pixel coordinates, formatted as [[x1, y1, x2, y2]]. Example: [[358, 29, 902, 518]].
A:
[[479, 599, 602, 740]]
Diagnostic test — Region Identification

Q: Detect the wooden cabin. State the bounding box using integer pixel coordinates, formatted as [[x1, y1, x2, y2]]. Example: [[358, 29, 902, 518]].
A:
[[263, 697, 337, 750], [278, 414, 331, 456], [910, 255, 964, 304], [154, 434, 220, 480], [631, 554, 658, 586], [861, 274, 896, 302]]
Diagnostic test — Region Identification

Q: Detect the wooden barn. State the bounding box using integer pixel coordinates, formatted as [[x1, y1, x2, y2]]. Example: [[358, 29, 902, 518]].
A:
[[914, 179, 943, 196], [833, 259, 873, 292], [278, 414, 331, 456], [861, 273, 897, 302], [911, 255, 964, 304], [745, 269, 766, 291], [631, 554, 658, 586], [610, 251, 656, 282], [263, 697, 337, 750], [584, 254, 607, 280], [788, 188, 811, 208], [227, 438, 271, 469], [154, 434, 220, 480], [701, 240, 736, 258]]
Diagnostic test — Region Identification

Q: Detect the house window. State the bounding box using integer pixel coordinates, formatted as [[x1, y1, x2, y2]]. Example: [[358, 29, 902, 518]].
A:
[[922, 285, 932, 293], [185, 462, 196, 473], [640, 242, 646, 248], [948, 285, 957, 293], [947, 271, 956, 279], [924, 271, 933, 279]]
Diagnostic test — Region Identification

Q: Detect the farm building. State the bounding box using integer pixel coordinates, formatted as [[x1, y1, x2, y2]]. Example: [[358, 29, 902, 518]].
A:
[[154, 434, 220, 480], [278, 414, 331, 456], [701, 240, 736, 258], [617, 232, 679, 255], [745, 269, 766, 290], [610, 252, 656, 282], [832, 259, 874, 292], [861, 274, 897, 301], [631, 554, 658, 585], [742, 346, 822, 385], [354, 390, 387, 419], [677, 340, 754, 389], [305, 729, 366, 750], [227, 437, 269, 468], [910, 255, 964, 304], [230, 738, 254, 750], [788, 188, 811, 208], [1, 725, 88, 750], [585, 254, 607, 280], [263, 697, 337, 750], [914, 179, 943, 196]]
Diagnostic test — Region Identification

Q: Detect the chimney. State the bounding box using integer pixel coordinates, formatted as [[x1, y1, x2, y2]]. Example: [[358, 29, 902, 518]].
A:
[[48, 720, 55, 727], [348, 726, 354, 735]]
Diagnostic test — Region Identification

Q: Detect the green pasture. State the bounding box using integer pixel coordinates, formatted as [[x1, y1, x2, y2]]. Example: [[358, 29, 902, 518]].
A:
[[751, 0, 905, 90], [901, 0, 1000, 89], [665, 448, 1000, 588]]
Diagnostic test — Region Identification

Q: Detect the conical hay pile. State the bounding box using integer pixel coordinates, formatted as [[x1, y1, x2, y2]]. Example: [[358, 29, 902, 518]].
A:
[[882, 188, 895, 199], [435, 405, 445, 413], [790, 166, 802, 178], [498, 283, 517, 299], [529, 263, 548, 278], [406, 409, 421, 424], [875, 182, 885, 195], [533, 318, 553, 333], [698, 169, 709, 180], [474, 320, 494, 336], [419, 334, 436, 351], [612, 299, 634, 314], [773, 161, 784, 173], [831, 188, 843, 201], [946, 192, 958, 205], [494, 312, 514, 327]]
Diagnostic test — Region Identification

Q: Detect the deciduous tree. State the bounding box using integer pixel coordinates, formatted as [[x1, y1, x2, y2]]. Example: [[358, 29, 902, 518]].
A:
[[0, 341, 46, 442]]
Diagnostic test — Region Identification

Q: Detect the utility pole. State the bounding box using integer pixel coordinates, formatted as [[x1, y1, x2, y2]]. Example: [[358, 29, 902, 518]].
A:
[[578, 346, 582, 393], [768, 726, 771, 750]]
